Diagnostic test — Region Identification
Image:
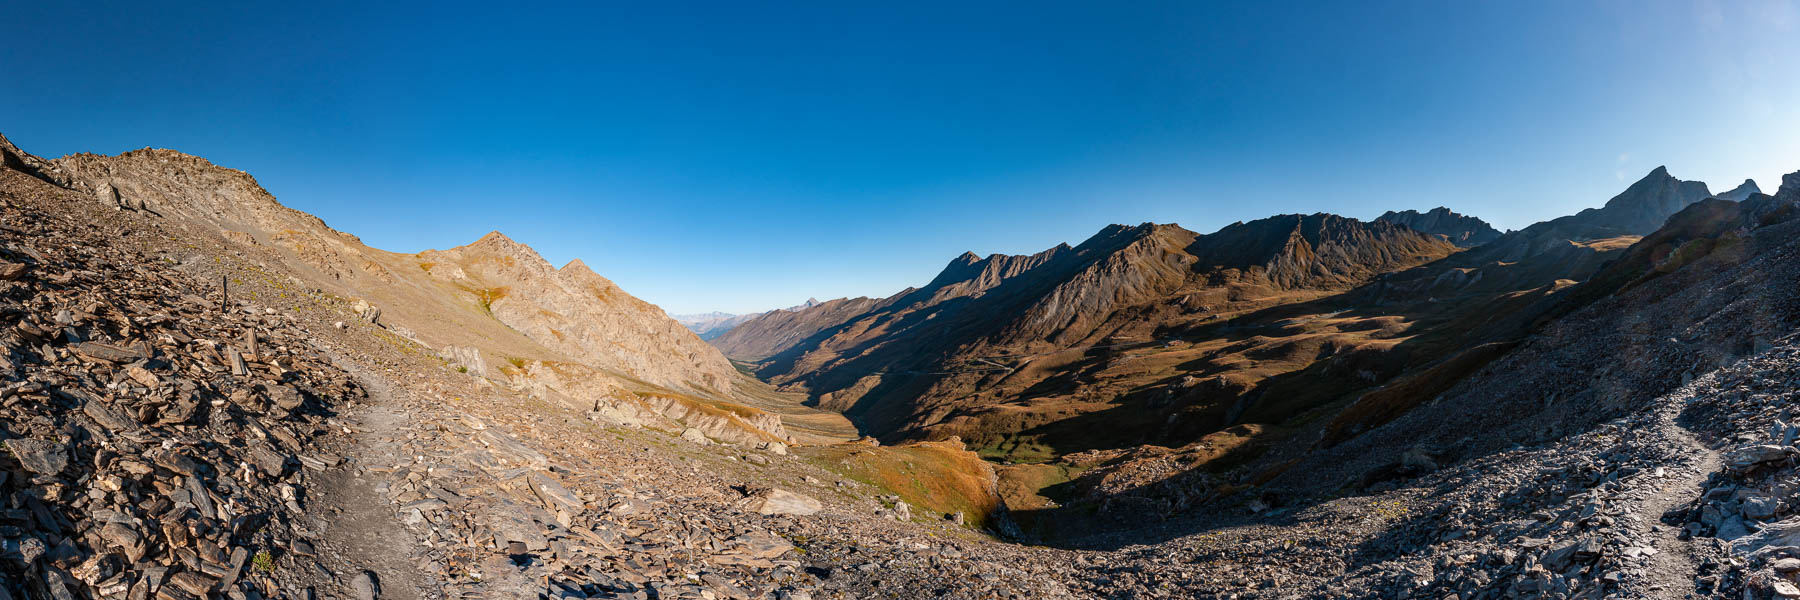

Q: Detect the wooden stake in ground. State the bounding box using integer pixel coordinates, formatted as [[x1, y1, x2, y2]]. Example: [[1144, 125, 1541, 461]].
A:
[[220, 275, 228, 313], [245, 329, 259, 361], [229, 346, 248, 376]]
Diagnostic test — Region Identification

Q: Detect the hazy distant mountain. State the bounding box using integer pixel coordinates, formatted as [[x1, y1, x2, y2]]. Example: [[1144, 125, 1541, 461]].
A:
[[1715, 178, 1762, 202], [673, 298, 825, 340], [1374, 206, 1502, 247]]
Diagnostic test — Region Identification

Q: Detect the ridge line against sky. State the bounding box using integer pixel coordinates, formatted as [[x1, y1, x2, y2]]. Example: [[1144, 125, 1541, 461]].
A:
[[4, 1, 1798, 314]]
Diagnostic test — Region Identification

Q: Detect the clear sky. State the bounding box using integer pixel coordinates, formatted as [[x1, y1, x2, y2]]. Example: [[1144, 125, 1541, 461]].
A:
[[4, 1, 1798, 314]]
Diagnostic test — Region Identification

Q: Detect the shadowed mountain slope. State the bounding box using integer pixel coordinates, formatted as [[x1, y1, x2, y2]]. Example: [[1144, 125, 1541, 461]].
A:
[[718, 215, 1462, 455]]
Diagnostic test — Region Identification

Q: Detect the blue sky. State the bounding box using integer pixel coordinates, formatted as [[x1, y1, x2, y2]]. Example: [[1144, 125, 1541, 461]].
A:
[[4, 1, 1798, 314]]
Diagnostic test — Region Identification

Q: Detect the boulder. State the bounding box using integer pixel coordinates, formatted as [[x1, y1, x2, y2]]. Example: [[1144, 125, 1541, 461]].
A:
[[1735, 517, 1800, 556], [73, 341, 150, 363], [740, 488, 823, 516], [1727, 445, 1795, 472], [731, 532, 795, 559], [4, 438, 67, 475]]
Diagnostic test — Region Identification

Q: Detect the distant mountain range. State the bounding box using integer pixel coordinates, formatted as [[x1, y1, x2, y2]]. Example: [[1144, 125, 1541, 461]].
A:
[[671, 298, 823, 340]]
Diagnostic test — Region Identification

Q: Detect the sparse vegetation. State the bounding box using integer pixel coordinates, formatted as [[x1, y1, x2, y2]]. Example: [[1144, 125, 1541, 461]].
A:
[[473, 286, 510, 314]]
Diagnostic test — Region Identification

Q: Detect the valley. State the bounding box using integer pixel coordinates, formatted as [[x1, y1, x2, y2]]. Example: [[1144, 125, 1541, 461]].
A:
[[6, 131, 1800, 600]]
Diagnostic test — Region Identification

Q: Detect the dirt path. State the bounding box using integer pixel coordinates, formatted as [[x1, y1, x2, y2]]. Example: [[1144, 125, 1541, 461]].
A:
[[305, 358, 444, 599], [1638, 414, 1723, 599]]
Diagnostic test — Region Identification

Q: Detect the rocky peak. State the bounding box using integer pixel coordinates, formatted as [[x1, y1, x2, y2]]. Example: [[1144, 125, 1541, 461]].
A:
[[1589, 166, 1713, 233]]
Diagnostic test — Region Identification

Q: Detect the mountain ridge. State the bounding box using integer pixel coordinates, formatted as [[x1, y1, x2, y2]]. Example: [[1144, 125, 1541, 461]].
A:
[[1374, 206, 1503, 247]]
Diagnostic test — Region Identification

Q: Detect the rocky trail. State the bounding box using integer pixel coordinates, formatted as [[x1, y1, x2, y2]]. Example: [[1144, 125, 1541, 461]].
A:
[[305, 363, 439, 600], [1639, 419, 1723, 599]]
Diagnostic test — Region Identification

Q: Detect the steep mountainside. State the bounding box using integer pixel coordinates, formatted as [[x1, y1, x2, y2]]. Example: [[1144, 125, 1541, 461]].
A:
[[50, 147, 740, 395], [721, 215, 1461, 455], [1375, 206, 1503, 247], [711, 296, 888, 361], [15, 138, 843, 452]]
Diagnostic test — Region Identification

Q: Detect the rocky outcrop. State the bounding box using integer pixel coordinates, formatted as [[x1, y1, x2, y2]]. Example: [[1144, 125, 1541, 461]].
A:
[[0, 133, 83, 190], [1375, 206, 1503, 247], [503, 360, 791, 444]]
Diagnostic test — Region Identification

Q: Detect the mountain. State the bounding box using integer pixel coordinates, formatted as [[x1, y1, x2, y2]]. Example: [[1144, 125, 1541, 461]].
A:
[[673, 298, 825, 340], [717, 215, 1462, 453], [1375, 206, 1503, 247], [711, 296, 888, 360], [712, 167, 1794, 542], [1715, 178, 1763, 201], [23, 137, 833, 454], [1469, 166, 1713, 263], [673, 311, 739, 323]]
